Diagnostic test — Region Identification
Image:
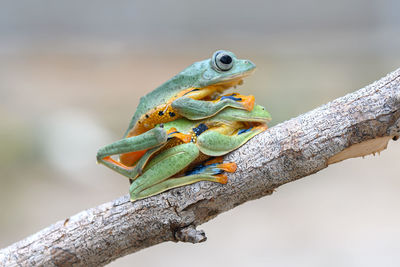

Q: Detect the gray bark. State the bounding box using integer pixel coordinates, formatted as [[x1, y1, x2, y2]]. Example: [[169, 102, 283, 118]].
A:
[[1, 68, 400, 267]]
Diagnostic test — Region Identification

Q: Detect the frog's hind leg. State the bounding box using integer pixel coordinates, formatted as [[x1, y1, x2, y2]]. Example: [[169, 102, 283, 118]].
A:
[[99, 145, 162, 179], [171, 93, 255, 120], [130, 142, 200, 201], [98, 126, 192, 179], [131, 157, 236, 202], [97, 126, 167, 160], [96, 126, 168, 178]]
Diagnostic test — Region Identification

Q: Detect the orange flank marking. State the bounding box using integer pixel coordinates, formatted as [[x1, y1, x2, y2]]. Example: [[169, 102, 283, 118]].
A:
[[167, 128, 191, 143], [216, 162, 237, 173], [182, 87, 217, 99], [119, 149, 147, 166], [167, 127, 192, 143], [204, 157, 224, 165], [127, 87, 200, 137], [170, 132, 192, 143], [215, 174, 228, 184], [167, 127, 178, 134], [103, 156, 133, 170], [127, 86, 235, 138]]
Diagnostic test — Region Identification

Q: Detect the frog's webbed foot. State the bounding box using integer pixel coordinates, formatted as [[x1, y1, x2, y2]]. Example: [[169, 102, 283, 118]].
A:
[[187, 156, 237, 177], [171, 93, 255, 120], [131, 157, 236, 202]]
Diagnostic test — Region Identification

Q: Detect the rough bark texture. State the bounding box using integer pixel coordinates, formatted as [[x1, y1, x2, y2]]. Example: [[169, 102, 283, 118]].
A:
[[1, 68, 400, 267]]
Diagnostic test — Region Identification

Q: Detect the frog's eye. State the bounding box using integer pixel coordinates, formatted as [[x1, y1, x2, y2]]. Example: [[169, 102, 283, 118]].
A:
[[212, 51, 233, 71]]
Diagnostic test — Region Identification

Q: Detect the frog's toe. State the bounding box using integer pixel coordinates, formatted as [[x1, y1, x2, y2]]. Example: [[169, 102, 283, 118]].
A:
[[214, 174, 228, 184], [254, 123, 269, 131], [242, 95, 255, 111], [216, 162, 237, 173], [219, 93, 255, 111], [186, 159, 237, 177]]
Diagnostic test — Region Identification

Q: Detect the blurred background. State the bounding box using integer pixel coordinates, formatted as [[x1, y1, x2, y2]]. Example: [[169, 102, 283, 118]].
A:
[[1, 0, 400, 266]]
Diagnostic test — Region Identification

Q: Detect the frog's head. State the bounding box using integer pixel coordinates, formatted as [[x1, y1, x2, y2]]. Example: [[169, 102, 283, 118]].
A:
[[183, 50, 256, 91], [229, 104, 271, 133], [245, 104, 272, 123]]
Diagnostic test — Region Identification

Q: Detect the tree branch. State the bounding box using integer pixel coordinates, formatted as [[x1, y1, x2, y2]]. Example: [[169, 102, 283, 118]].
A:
[[1, 68, 400, 267]]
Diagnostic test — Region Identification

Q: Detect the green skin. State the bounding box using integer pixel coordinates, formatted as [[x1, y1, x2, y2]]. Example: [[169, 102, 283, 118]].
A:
[[125, 105, 271, 201], [97, 50, 256, 168], [99, 104, 270, 180], [123, 50, 256, 136]]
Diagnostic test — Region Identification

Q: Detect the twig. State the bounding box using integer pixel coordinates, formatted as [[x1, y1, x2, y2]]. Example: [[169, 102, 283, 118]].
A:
[[1, 68, 400, 267]]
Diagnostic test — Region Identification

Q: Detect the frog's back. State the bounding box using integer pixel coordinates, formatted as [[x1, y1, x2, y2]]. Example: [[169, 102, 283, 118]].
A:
[[123, 61, 206, 137]]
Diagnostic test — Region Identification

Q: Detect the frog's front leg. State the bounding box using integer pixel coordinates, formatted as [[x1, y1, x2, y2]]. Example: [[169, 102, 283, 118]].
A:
[[129, 142, 200, 201], [131, 156, 237, 202], [171, 93, 255, 120]]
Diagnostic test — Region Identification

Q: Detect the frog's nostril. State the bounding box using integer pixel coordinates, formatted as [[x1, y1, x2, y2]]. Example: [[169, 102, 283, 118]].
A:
[[245, 60, 256, 69]]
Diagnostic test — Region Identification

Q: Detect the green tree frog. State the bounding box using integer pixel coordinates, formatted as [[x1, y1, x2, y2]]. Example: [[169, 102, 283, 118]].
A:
[[100, 104, 271, 201], [97, 50, 256, 170]]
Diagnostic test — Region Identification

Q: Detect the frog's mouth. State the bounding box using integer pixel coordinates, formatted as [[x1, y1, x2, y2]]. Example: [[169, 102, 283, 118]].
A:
[[204, 68, 255, 94], [236, 116, 271, 124], [236, 121, 269, 135]]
